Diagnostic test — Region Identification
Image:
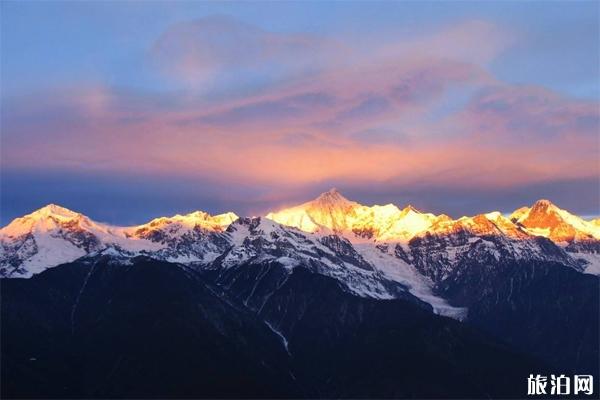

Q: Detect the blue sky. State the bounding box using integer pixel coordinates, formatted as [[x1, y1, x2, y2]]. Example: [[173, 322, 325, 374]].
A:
[[3, 1, 598, 98], [1, 1, 599, 224]]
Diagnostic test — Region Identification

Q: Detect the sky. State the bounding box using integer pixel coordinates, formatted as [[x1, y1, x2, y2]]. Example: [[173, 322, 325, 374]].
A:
[[1, 1, 599, 225]]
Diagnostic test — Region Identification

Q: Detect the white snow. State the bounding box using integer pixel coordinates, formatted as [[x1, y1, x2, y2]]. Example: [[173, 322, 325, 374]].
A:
[[264, 321, 290, 354], [266, 189, 443, 243], [0, 203, 239, 277], [353, 243, 468, 319], [13, 233, 87, 278], [572, 253, 600, 276], [276, 257, 301, 270], [511, 200, 600, 240]]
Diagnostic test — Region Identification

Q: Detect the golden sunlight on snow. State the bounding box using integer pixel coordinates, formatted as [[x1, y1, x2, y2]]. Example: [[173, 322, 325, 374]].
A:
[[266, 188, 448, 242], [266, 189, 600, 246], [510, 199, 600, 243]]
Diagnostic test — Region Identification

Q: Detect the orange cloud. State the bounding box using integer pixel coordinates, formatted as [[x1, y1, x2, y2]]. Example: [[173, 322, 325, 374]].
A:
[[2, 18, 597, 197]]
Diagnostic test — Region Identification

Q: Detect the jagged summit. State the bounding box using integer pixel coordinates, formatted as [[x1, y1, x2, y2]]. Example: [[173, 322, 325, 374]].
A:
[[4, 197, 599, 245], [32, 203, 81, 218], [527, 199, 562, 217], [510, 199, 600, 242], [532, 199, 554, 207], [1, 203, 88, 239], [266, 190, 444, 241], [6, 204, 83, 226], [2, 203, 239, 237], [266, 194, 600, 248], [2, 195, 600, 283], [401, 204, 422, 215], [0, 204, 240, 278], [137, 210, 238, 232], [311, 188, 357, 208], [316, 187, 342, 199]]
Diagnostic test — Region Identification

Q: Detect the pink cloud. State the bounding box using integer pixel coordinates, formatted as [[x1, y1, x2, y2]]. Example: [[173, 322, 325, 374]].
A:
[[150, 15, 344, 88], [2, 17, 598, 195]]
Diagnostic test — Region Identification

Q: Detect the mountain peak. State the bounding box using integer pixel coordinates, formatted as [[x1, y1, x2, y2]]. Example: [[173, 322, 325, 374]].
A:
[[401, 204, 421, 214], [510, 200, 560, 224], [31, 204, 81, 219], [309, 188, 358, 213], [137, 210, 238, 233], [0, 203, 90, 240], [510, 199, 600, 242], [314, 188, 350, 204], [267, 191, 448, 241], [531, 199, 557, 211]]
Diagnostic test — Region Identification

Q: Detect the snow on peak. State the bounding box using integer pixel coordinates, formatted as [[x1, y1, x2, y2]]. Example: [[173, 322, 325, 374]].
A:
[[1, 203, 88, 238], [510, 206, 530, 221], [309, 189, 361, 219], [405, 209, 532, 241], [401, 205, 420, 214], [33, 204, 81, 219], [533, 198, 554, 208], [0, 205, 239, 278], [0, 204, 131, 278], [135, 210, 238, 233], [484, 211, 502, 220], [266, 191, 444, 242], [510, 200, 600, 242], [314, 188, 354, 206]]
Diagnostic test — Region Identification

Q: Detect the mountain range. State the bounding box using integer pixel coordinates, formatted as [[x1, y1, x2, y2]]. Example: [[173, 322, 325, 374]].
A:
[[2, 189, 599, 282], [1, 189, 598, 398]]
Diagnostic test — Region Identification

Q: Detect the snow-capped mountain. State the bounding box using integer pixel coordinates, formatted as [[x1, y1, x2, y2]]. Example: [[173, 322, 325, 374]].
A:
[[0, 205, 237, 277], [509, 199, 600, 274], [1, 190, 598, 316], [131, 211, 238, 239], [0, 204, 153, 277], [510, 199, 600, 243], [267, 190, 597, 277], [126, 210, 238, 263], [2, 193, 599, 390], [266, 188, 448, 241], [267, 189, 600, 248], [394, 212, 579, 284], [210, 216, 463, 317]]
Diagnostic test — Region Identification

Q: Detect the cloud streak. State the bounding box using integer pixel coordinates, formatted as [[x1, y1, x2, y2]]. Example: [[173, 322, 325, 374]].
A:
[[151, 15, 343, 91], [2, 15, 598, 218]]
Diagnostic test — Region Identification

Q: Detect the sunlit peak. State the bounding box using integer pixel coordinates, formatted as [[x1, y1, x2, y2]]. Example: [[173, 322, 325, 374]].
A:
[[33, 204, 80, 219], [531, 199, 557, 210], [314, 188, 352, 205], [401, 205, 421, 215], [266, 191, 446, 242]]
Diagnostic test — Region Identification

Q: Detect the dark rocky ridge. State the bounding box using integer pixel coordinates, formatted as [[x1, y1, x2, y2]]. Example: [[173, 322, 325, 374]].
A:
[[1, 255, 558, 399]]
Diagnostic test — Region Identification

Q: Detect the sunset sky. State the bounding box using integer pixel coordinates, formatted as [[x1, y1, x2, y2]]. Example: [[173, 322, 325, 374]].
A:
[[2, 1, 599, 225]]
